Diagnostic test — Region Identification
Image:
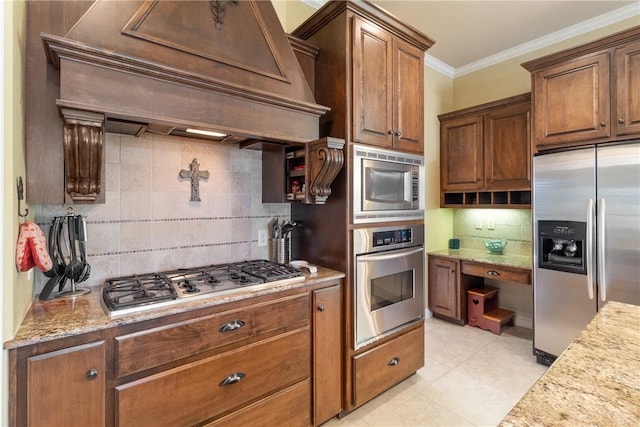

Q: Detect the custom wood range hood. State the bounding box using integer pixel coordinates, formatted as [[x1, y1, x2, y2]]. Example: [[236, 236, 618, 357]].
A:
[[35, 0, 331, 203]]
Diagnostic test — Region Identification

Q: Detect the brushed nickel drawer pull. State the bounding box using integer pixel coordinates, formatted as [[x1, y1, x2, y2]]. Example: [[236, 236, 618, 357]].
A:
[[219, 320, 245, 332], [219, 372, 246, 386], [388, 357, 399, 366], [487, 270, 500, 276]]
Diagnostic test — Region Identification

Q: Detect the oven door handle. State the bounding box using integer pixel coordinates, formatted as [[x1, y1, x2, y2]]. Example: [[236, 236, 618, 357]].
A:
[[357, 247, 423, 262]]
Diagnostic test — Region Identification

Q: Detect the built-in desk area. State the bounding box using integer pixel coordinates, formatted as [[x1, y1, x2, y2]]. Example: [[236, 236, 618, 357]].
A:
[[428, 249, 532, 326]]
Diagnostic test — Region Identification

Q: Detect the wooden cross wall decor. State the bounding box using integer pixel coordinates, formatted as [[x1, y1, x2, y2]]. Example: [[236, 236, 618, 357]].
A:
[[179, 159, 210, 202]]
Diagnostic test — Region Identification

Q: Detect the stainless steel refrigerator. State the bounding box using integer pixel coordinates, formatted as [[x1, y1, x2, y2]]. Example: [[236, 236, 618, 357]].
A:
[[533, 141, 640, 365]]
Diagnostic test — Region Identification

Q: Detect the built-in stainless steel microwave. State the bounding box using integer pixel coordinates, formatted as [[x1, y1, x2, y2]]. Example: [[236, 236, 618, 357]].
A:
[[352, 144, 424, 223]]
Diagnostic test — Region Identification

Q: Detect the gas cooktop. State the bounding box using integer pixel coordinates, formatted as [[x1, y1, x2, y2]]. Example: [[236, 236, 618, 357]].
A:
[[102, 260, 304, 317]]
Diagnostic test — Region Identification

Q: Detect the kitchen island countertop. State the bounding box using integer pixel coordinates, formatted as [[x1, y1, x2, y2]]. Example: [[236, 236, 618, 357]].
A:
[[4, 266, 344, 350], [500, 301, 640, 426], [428, 248, 532, 270]]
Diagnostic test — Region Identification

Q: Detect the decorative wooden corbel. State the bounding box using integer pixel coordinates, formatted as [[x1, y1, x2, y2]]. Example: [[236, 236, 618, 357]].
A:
[[60, 108, 105, 203], [307, 137, 345, 204]]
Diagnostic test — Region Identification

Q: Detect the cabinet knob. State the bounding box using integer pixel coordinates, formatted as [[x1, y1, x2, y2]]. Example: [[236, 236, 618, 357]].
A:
[[477, 178, 481, 182], [450, 269, 455, 273], [618, 118, 625, 124], [395, 131, 402, 137], [388, 357, 400, 366], [86, 369, 99, 380], [317, 304, 325, 312], [219, 372, 246, 386], [600, 121, 607, 127], [487, 270, 501, 276], [388, 130, 394, 135]]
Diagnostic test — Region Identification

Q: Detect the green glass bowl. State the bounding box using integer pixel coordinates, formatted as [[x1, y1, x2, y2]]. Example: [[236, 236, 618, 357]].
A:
[[484, 239, 507, 254]]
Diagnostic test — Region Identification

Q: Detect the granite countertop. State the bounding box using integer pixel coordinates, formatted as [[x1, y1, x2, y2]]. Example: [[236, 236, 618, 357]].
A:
[[4, 266, 345, 350], [428, 248, 532, 270], [500, 301, 640, 426]]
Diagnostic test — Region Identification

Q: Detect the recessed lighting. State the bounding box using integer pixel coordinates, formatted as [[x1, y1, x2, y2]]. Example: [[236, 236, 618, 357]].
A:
[[185, 128, 227, 138]]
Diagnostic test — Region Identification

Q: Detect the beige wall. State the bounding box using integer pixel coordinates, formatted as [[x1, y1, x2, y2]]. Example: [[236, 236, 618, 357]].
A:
[[273, 0, 316, 33], [452, 16, 640, 110], [3, 0, 28, 424], [4, 0, 30, 338], [424, 67, 453, 252]]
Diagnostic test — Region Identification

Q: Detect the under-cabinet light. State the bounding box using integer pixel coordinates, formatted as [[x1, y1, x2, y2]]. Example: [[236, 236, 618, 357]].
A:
[[185, 128, 227, 138]]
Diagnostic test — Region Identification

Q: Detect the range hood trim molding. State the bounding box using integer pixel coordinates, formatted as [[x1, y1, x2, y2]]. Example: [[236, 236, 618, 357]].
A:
[[42, 33, 330, 117]]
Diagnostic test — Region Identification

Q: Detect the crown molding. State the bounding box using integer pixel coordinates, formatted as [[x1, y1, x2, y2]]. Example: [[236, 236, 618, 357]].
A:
[[452, 3, 640, 77], [300, 0, 327, 9], [424, 54, 455, 78], [296, 1, 639, 79]]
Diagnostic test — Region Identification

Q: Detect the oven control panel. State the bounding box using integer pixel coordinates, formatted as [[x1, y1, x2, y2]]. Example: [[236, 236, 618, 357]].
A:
[[373, 229, 412, 247]]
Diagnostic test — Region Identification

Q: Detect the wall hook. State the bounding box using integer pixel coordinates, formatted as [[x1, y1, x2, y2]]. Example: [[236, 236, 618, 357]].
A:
[[17, 176, 29, 220]]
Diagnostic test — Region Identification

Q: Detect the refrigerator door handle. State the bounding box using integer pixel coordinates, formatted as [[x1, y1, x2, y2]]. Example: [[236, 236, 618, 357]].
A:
[[598, 198, 607, 302], [586, 198, 595, 300]]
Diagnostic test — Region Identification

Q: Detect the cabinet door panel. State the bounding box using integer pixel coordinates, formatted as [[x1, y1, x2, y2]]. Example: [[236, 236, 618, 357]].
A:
[[205, 380, 311, 427], [428, 257, 458, 319], [394, 38, 424, 153], [485, 102, 531, 189], [116, 328, 310, 427], [313, 285, 343, 425], [615, 40, 640, 137], [533, 53, 610, 147], [352, 16, 393, 148], [441, 115, 483, 191], [353, 323, 424, 407], [116, 293, 309, 377], [27, 341, 105, 427]]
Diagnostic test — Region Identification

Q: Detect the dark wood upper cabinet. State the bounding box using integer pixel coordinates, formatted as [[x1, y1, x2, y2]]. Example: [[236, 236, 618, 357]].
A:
[[440, 115, 484, 191], [292, 0, 434, 154], [485, 101, 531, 190], [352, 17, 425, 152], [523, 26, 640, 151], [615, 39, 640, 137], [439, 93, 531, 208]]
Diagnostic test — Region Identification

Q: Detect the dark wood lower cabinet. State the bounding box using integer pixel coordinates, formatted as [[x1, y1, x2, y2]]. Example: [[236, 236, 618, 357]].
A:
[[205, 379, 312, 427], [8, 280, 343, 426], [116, 329, 310, 427], [428, 255, 482, 324], [313, 285, 343, 425], [352, 322, 424, 407], [26, 341, 105, 427]]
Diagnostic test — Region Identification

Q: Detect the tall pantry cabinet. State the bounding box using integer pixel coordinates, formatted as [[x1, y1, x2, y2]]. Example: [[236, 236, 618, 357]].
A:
[[291, 0, 434, 415], [293, 0, 433, 154]]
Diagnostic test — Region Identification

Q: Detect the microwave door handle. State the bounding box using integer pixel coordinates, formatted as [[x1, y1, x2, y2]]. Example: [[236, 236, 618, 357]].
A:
[[357, 247, 423, 262]]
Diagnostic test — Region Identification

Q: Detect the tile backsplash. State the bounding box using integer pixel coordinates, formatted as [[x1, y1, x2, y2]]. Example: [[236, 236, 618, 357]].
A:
[[452, 209, 532, 256], [34, 133, 290, 294]]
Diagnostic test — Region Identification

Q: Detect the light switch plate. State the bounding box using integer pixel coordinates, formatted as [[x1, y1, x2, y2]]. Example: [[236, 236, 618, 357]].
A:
[[475, 218, 483, 229]]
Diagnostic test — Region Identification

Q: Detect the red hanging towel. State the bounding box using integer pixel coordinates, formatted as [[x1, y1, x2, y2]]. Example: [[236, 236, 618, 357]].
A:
[[16, 221, 53, 273]]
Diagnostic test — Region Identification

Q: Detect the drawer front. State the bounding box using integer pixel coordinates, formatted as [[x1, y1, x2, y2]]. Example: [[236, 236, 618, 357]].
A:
[[205, 379, 311, 427], [116, 328, 310, 427], [353, 322, 424, 407], [116, 293, 309, 377], [461, 261, 531, 284]]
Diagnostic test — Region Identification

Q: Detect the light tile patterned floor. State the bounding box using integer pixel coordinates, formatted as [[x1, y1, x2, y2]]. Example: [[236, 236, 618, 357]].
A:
[[324, 317, 548, 427]]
